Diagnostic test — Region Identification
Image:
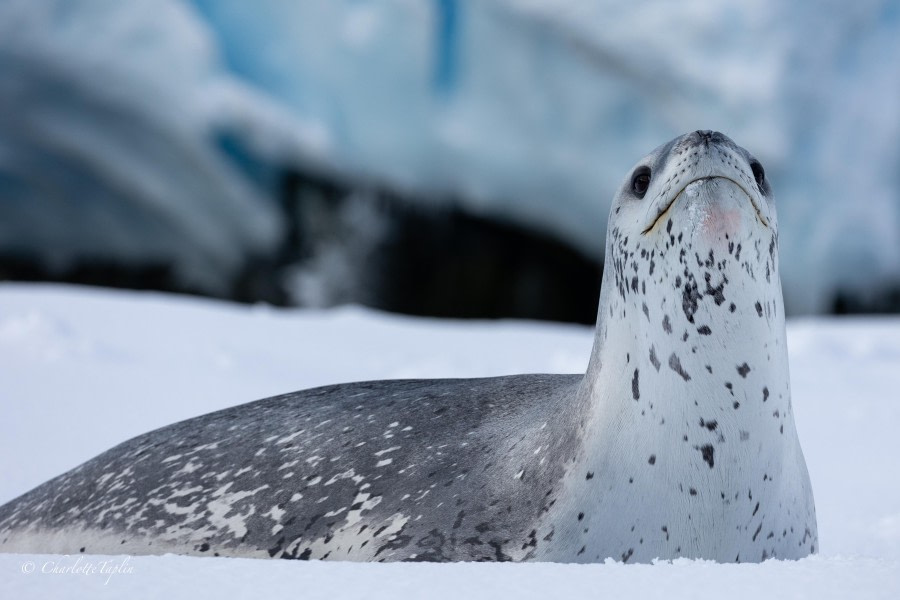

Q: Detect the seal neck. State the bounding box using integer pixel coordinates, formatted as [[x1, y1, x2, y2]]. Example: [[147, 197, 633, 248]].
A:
[[580, 222, 792, 437]]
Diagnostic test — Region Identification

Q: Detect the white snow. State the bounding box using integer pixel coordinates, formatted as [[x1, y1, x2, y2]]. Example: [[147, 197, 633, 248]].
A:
[[2, 554, 898, 600], [1, 282, 899, 598]]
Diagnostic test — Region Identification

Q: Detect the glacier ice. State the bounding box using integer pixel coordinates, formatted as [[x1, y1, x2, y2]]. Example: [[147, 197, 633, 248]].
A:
[[0, 0, 898, 313]]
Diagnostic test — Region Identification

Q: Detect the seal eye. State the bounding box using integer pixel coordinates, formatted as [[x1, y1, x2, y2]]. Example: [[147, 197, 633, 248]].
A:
[[631, 167, 651, 198], [750, 160, 766, 190]]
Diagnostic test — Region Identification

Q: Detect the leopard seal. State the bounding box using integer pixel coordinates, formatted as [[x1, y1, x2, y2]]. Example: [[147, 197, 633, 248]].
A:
[[0, 131, 816, 563]]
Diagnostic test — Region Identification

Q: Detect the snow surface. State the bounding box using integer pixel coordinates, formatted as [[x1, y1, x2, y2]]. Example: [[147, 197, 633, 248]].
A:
[[2, 1, 899, 310], [1, 554, 897, 600], [0, 283, 899, 598]]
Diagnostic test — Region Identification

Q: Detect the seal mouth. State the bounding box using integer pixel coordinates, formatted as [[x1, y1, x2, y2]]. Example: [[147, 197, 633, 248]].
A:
[[642, 176, 769, 234]]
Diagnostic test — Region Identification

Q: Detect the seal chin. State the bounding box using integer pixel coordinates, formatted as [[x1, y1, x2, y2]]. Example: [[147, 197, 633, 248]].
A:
[[642, 176, 768, 235]]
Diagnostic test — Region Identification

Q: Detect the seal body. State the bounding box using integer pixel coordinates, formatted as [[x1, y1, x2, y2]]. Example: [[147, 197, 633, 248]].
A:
[[0, 131, 817, 563]]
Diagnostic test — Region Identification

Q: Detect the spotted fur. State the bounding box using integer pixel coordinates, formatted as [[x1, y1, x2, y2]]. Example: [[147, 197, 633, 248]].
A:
[[0, 131, 817, 563]]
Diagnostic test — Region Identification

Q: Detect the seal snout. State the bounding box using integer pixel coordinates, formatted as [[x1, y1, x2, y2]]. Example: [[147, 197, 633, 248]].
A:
[[640, 131, 770, 235]]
